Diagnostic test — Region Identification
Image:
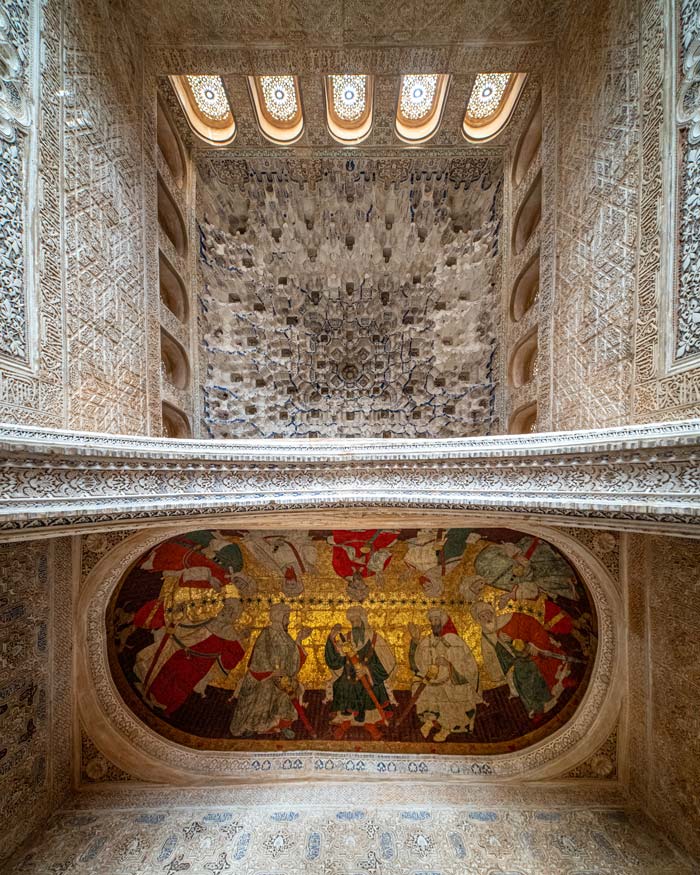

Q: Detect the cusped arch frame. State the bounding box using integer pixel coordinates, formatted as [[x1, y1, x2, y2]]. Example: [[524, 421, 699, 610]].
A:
[[78, 511, 623, 786]]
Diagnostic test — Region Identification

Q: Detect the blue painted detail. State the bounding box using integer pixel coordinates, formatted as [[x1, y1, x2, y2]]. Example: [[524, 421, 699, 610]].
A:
[[233, 832, 251, 860], [379, 831, 396, 860], [401, 811, 431, 821], [157, 835, 178, 862], [535, 811, 561, 821], [36, 622, 48, 653], [592, 832, 619, 858], [469, 811, 498, 822], [335, 810, 365, 821], [203, 813, 232, 822], [448, 832, 466, 859], [306, 831, 322, 860], [135, 813, 166, 824], [78, 836, 106, 863], [270, 812, 299, 822]]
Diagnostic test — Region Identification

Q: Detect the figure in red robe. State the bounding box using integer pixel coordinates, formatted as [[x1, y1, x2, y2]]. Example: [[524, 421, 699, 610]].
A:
[[132, 567, 249, 716], [472, 601, 577, 719], [328, 530, 400, 580]]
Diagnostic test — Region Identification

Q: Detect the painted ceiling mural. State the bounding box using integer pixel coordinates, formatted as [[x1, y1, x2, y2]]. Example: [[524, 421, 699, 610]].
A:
[[107, 528, 598, 754]]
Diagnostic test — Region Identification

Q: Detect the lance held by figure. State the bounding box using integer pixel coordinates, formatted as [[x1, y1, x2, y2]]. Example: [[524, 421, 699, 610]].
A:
[[324, 606, 397, 740]]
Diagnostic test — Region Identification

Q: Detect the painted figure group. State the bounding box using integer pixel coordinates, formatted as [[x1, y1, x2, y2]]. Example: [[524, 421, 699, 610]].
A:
[[123, 531, 589, 743]]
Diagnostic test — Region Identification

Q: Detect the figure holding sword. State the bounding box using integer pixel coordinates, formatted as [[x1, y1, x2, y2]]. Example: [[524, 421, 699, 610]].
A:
[[471, 601, 578, 720], [324, 606, 396, 740]]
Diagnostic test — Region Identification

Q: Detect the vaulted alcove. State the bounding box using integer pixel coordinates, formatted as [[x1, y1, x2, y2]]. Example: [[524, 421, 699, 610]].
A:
[[161, 400, 192, 438], [157, 174, 187, 255], [512, 92, 542, 186], [509, 328, 538, 388], [159, 251, 189, 321], [512, 170, 542, 255], [157, 95, 186, 188], [510, 250, 540, 321], [160, 327, 190, 389]]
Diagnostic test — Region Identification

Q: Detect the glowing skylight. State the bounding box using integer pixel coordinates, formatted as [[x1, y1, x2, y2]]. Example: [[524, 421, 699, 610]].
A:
[[330, 75, 367, 122], [466, 73, 512, 121], [185, 75, 231, 122], [399, 74, 438, 121], [259, 76, 298, 122]]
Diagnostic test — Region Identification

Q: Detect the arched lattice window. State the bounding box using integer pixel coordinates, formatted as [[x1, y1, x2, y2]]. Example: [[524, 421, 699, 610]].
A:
[[249, 75, 304, 144], [462, 72, 527, 142], [395, 73, 449, 143], [170, 75, 236, 145], [325, 74, 373, 144]]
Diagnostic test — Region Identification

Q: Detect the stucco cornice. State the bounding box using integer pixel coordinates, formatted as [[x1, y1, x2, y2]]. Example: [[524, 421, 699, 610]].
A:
[[0, 420, 698, 540]]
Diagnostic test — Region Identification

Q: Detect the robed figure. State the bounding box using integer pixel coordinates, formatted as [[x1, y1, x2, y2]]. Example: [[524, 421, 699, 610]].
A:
[[324, 606, 396, 740], [471, 601, 575, 718], [408, 609, 481, 740], [230, 603, 311, 739], [132, 569, 247, 716]]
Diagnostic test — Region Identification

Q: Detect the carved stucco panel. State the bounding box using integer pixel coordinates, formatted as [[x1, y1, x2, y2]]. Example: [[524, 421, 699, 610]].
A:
[[675, 0, 700, 362]]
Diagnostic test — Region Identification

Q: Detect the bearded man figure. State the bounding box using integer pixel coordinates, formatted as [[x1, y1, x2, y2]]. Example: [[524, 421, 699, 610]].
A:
[[229, 603, 311, 739], [132, 573, 248, 717], [408, 608, 481, 741], [324, 606, 396, 740]]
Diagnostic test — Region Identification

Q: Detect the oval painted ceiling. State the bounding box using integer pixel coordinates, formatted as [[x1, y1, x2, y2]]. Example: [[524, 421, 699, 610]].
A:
[[107, 527, 598, 754]]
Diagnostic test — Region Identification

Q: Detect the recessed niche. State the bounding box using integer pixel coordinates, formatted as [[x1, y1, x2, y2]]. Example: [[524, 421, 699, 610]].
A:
[[157, 96, 186, 189], [157, 174, 187, 256], [512, 93, 542, 187], [509, 328, 538, 388], [161, 401, 191, 438], [510, 250, 540, 321], [160, 328, 190, 389], [509, 400, 537, 433], [159, 251, 189, 321], [512, 170, 542, 255]]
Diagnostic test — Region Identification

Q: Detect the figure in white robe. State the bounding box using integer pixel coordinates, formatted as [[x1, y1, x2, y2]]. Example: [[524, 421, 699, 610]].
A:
[[408, 609, 481, 741], [403, 530, 449, 597]]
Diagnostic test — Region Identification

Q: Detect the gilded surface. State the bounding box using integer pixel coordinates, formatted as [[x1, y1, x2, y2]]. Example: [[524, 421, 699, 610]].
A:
[[108, 527, 597, 753]]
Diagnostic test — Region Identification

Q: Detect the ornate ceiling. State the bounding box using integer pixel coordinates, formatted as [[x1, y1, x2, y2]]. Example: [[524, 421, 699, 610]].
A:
[[197, 154, 503, 438], [107, 526, 597, 754], [131, 0, 567, 47]]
